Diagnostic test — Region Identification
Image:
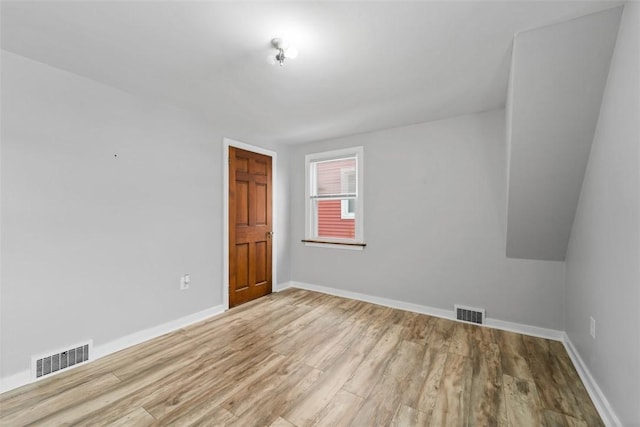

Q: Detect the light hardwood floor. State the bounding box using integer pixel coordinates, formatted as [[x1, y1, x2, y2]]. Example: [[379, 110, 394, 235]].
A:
[[0, 289, 602, 426]]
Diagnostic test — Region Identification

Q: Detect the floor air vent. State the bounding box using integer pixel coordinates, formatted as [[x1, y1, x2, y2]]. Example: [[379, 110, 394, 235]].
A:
[[33, 341, 91, 379], [455, 305, 485, 324]]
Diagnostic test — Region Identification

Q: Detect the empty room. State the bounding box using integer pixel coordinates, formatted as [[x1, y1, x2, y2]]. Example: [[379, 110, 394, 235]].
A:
[[1, 1, 638, 426]]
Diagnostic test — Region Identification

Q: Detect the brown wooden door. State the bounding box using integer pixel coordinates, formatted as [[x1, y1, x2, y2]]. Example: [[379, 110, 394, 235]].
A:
[[229, 147, 273, 308]]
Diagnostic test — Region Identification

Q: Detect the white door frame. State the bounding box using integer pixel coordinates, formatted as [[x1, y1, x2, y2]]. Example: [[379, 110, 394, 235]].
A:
[[222, 138, 277, 311]]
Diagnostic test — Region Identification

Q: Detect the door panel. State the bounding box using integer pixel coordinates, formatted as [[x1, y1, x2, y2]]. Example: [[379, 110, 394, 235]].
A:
[[255, 241, 267, 284], [253, 158, 268, 175], [229, 147, 273, 308], [236, 180, 250, 226], [235, 243, 250, 291], [255, 183, 268, 225]]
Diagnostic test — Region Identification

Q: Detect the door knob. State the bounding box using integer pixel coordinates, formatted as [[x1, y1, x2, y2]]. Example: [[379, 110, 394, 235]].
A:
[[266, 231, 274, 238]]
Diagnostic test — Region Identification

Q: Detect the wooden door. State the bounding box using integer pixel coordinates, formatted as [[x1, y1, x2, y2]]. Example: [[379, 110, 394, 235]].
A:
[[229, 147, 273, 308]]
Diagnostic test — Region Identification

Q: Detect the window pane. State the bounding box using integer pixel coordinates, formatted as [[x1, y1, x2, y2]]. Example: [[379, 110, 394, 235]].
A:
[[314, 158, 356, 196], [317, 199, 355, 239]]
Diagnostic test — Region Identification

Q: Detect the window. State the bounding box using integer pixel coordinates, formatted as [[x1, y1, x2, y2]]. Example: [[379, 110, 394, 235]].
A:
[[305, 147, 364, 247]]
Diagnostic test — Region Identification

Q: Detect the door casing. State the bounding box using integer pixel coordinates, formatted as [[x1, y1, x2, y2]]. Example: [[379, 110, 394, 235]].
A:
[[222, 138, 277, 311]]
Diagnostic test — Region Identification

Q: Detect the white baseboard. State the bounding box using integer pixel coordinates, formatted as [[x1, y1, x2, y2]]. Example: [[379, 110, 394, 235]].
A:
[[290, 281, 563, 341], [274, 281, 293, 292], [92, 304, 225, 360], [562, 333, 621, 427], [0, 370, 31, 394], [292, 281, 455, 320], [486, 318, 564, 341], [0, 304, 225, 394]]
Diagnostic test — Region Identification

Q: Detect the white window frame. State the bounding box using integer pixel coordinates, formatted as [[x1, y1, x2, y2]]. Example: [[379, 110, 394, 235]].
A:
[[305, 146, 364, 249]]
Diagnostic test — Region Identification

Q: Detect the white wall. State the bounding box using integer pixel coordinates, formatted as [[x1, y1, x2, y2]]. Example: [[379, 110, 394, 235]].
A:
[[0, 51, 290, 379], [564, 3, 640, 425], [290, 110, 565, 330]]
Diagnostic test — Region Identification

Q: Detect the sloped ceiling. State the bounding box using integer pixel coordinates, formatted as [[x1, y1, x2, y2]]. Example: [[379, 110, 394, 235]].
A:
[[506, 7, 623, 261], [0, 1, 622, 145]]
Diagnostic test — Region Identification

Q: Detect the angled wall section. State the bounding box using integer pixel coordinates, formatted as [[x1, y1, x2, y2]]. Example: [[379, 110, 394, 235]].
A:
[[506, 7, 622, 261]]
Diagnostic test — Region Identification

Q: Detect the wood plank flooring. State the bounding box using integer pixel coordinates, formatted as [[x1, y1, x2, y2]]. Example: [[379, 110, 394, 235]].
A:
[[0, 289, 603, 426]]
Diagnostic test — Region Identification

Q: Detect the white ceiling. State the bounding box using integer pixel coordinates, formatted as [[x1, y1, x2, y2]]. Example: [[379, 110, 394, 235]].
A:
[[0, 1, 622, 145]]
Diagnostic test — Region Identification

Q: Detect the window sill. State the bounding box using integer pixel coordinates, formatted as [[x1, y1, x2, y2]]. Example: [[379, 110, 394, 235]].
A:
[[301, 239, 366, 251]]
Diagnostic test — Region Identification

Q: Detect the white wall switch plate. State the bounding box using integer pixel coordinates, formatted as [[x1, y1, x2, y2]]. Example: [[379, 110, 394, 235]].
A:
[[180, 274, 190, 290]]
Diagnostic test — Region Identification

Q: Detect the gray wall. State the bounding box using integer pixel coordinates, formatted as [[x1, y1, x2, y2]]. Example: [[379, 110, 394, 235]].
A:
[[274, 147, 291, 291], [564, 3, 640, 425], [0, 51, 290, 378], [290, 110, 565, 330], [505, 7, 621, 261]]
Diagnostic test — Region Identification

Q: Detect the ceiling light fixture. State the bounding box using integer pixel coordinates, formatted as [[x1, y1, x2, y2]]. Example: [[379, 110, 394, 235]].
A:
[[270, 38, 298, 66]]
